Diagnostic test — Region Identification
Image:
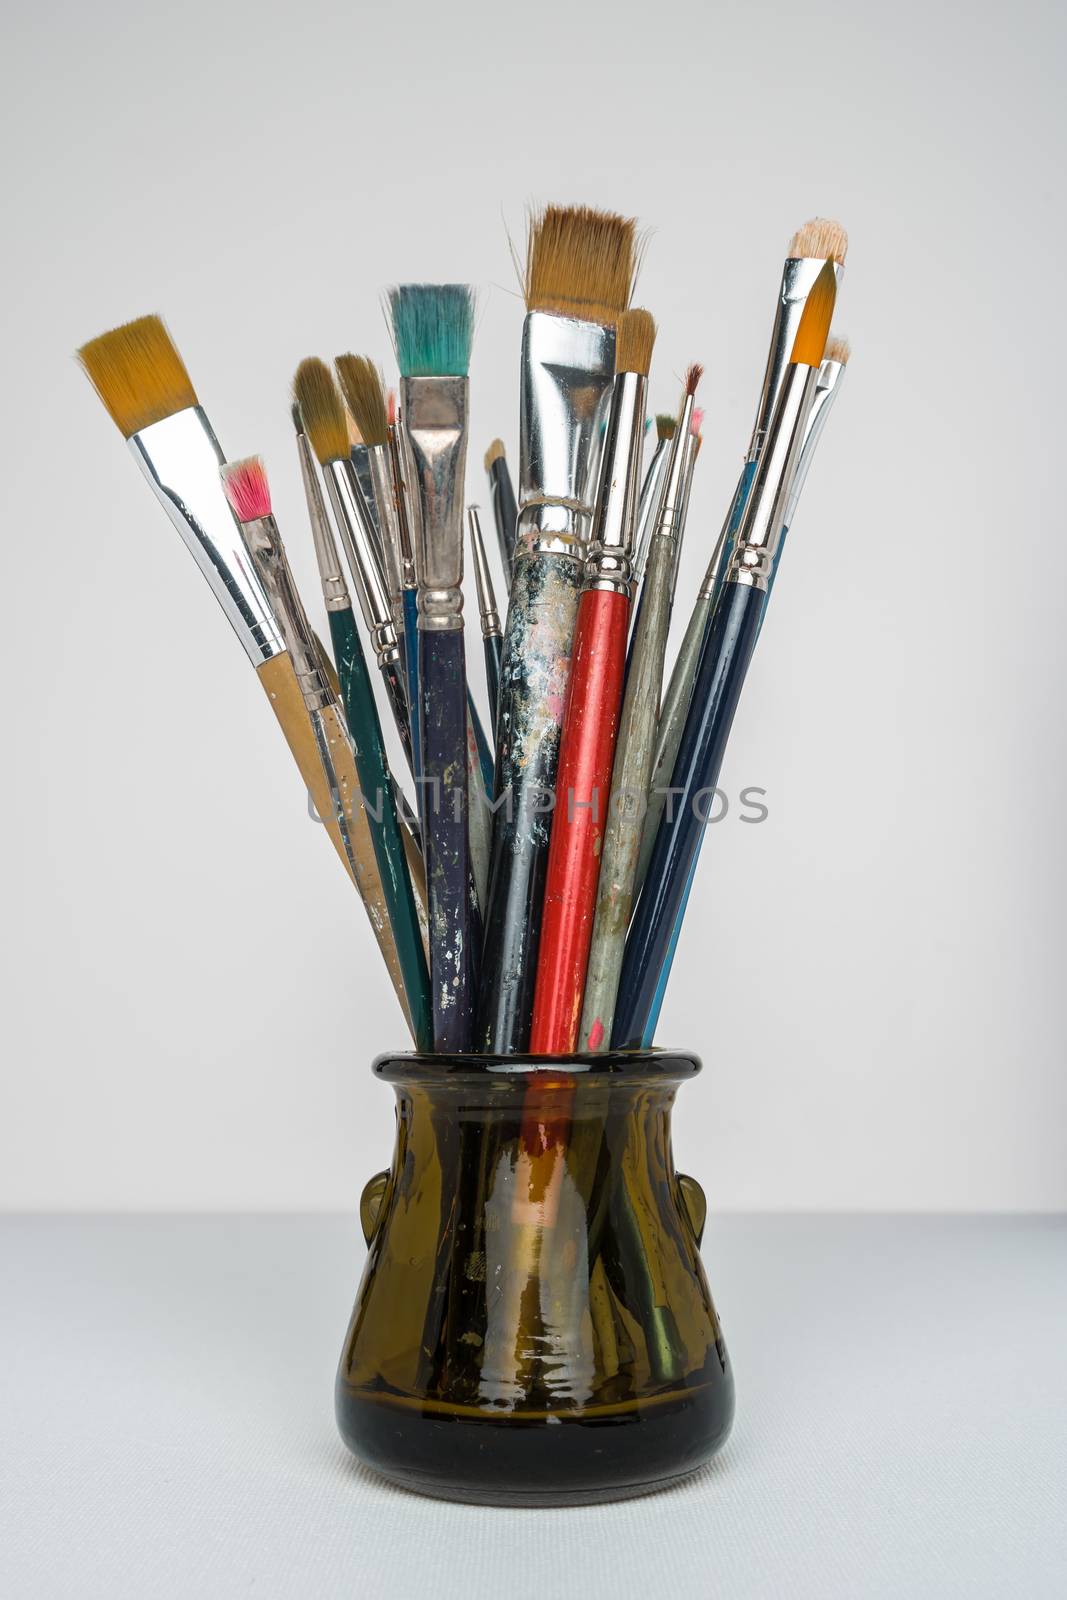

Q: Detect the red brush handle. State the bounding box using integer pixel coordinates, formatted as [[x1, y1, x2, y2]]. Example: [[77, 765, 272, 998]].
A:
[[529, 587, 630, 1055]]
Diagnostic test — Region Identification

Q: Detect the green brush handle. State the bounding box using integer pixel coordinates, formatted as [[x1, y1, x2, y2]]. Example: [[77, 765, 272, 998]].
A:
[[328, 606, 431, 1050]]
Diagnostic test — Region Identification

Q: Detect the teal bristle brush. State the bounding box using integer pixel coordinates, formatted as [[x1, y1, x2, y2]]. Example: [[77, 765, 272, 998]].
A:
[[389, 283, 480, 1051]]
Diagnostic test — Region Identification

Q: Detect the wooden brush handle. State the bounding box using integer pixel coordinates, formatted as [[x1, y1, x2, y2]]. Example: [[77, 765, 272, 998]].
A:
[[581, 533, 677, 1050], [419, 628, 478, 1051], [477, 550, 583, 1053], [256, 653, 414, 1037], [529, 587, 630, 1054]]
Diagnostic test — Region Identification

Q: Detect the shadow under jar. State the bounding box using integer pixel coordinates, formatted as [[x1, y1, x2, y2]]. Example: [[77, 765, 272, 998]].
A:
[[336, 1050, 733, 1505]]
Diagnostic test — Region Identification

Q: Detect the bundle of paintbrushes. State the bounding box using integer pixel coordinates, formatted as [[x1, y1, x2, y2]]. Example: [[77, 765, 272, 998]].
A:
[[77, 204, 849, 1060]]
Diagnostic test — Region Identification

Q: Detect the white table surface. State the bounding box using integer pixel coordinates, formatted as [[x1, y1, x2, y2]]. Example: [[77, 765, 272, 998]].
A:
[[2, 1215, 1063, 1599]]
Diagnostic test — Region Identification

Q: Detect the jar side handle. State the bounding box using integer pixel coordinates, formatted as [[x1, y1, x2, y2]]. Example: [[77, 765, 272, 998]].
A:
[[359, 1170, 390, 1244], [676, 1173, 707, 1248]]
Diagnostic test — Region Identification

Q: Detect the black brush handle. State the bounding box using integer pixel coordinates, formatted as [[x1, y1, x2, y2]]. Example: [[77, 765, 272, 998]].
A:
[[488, 458, 518, 587], [381, 658, 414, 774], [419, 628, 478, 1051], [612, 580, 764, 1047]]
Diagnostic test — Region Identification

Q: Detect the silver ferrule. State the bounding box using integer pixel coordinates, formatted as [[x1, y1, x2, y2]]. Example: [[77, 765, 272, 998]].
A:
[[669, 427, 701, 608], [517, 310, 616, 559], [296, 427, 349, 613], [648, 392, 695, 555], [387, 421, 418, 590], [781, 358, 847, 529], [129, 408, 285, 665], [584, 369, 646, 595], [400, 375, 468, 634], [367, 442, 404, 629], [631, 436, 670, 586], [350, 444, 383, 560], [467, 506, 501, 638], [747, 257, 844, 462], [728, 363, 819, 591], [698, 522, 731, 602], [322, 458, 401, 666], [240, 514, 333, 711]]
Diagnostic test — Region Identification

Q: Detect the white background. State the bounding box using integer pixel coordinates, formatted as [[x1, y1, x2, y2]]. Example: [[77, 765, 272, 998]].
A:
[[2, 0, 1064, 1212]]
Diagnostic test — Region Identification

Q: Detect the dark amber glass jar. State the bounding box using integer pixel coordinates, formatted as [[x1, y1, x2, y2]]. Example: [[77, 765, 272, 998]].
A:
[[336, 1050, 733, 1505]]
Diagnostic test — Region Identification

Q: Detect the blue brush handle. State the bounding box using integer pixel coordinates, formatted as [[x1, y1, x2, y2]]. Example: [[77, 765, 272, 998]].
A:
[[640, 854, 697, 1047], [419, 627, 478, 1051], [403, 589, 424, 818], [482, 635, 502, 734], [612, 580, 764, 1048]]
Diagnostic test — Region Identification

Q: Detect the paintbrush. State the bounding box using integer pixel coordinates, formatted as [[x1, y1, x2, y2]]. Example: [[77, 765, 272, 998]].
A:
[[334, 356, 406, 647], [477, 204, 639, 1053], [633, 220, 848, 900], [389, 283, 480, 1053], [579, 367, 699, 1049], [613, 259, 838, 1048], [529, 309, 656, 1052], [76, 316, 416, 1032], [224, 453, 433, 1052], [628, 411, 676, 617], [466, 505, 503, 726], [292, 360, 413, 777], [483, 438, 518, 589]]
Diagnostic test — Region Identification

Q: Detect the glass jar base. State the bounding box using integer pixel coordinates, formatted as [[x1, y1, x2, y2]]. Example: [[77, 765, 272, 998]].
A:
[[337, 1365, 734, 1507]]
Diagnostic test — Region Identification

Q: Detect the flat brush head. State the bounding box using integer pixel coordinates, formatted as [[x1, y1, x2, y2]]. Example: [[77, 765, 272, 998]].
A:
[[484, 438, 506, 471], [292, 358, 349, 466], [220, 455, 272, 522], [77, 314, 197, 438], [790, 259, 837, 366], [789, 217, 848, 264], [615, 308, 656, 376], [389, 284, 475, 378], [825, 334, 852, 365], [655, 413, 677, 441], [335, 355, 388, 447], [524, 204, 638, 325], [685, 363, 703, 398]]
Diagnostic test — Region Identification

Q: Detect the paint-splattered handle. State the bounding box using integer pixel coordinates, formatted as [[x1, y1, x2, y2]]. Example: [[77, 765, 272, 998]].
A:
[[529, 587, 630, 1054], [477, 549, 584, 1053], [420, 628, 478, 1051]]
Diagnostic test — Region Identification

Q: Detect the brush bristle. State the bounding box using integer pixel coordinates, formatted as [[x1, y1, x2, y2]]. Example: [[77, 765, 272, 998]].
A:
[[290, 401, 304, 433], [292, 358, 350, 465], [335, 355, 388, 447], [790, 260, 838, 366], [615, 308, 656, 377], [388, 284, 475, 378], [387, 389, 397, 427], [524, 204, 638, 324], [655, 413, 677, 441], [789, 217, 848, 264], [484, 438, 506, 471], [689, 407, 704, 436], [685, 363, 703, 398], [220, 456, 272, 522], [825, 334, 851, 366], [77, 314, 197, 438]]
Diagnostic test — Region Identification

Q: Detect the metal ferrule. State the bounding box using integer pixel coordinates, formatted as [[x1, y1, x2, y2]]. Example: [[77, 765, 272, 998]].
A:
[[647, 392, 695, 560], [350, 444, 382, 554], [747, 257, 845, 462], [322, 458, 401, 667], [240, 514, 333, 711], [128, 408, 285, 665], [630, 436, 671, 587], [781, 358, 847, 529], [467, 506, 501, 638], [387, 422, 418, 591], [366, 442, 404, 630], [669, 427, 701, 608], [400, 375, 468, 634], [728, 363, 819, 591], [296, 427, 349, 613], [517, 310, 616, 559], [698, 522, 730, 602], [584, 369, 646, 595]]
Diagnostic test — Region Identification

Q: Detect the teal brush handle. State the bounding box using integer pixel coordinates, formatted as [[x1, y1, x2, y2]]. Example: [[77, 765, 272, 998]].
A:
[[329, 605, 431, 1050]]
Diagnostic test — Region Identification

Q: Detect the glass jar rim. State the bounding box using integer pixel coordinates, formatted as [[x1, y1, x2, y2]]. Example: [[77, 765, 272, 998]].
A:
[[373, 1048, 701, 1085]]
